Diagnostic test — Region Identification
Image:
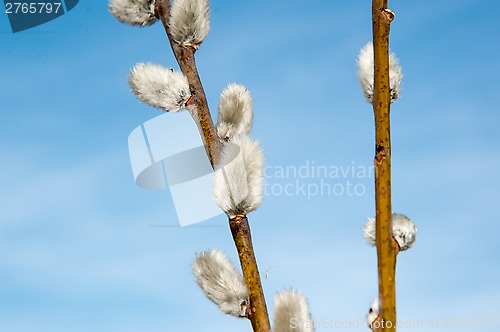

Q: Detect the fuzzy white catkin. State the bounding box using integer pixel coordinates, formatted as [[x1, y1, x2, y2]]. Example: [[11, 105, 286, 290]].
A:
[[357, 42, 402, 104], [274, 290, 314, 332], [109, 0, 157, 26], [128, 63, 191, 112], [169, 0, 210, 48], [192, 249, 248, 318], [212, 136, 264, 218], [363, 213, 417, 251], [216, 83, 254, 141], [366, 298, 379, 328]]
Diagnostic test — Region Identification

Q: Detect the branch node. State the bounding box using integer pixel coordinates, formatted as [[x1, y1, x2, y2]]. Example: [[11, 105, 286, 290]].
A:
[[230, 214, 247, 225], [375, 145, 387, 164], [381, 9, 395, 22]]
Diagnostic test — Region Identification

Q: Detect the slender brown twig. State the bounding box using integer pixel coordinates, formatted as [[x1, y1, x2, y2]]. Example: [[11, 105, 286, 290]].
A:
[[155, 1, 271, 331], [372, 1, 398, 331], [155, 0, 221, 166], [230, 216, 271, 332]]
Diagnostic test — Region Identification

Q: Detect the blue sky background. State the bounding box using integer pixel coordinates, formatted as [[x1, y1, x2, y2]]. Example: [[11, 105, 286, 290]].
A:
[[1, 1, 500, 331]]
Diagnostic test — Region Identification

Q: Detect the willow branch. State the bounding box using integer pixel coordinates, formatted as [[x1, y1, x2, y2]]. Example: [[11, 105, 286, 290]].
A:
[[372, 1, 398, 331], [155, 0, 221, 165], [230, 216, 271, 332], [155, 2, 270, 331]]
